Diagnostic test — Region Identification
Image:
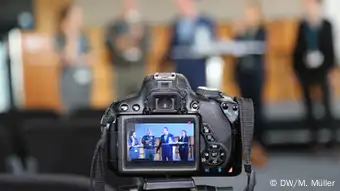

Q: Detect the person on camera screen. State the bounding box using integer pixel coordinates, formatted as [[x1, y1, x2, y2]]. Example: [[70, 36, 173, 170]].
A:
[[141, 128, 155, 160], [178, 130, 189, 161], [128, 131, 140, 160], [156, 127, 175, 161]]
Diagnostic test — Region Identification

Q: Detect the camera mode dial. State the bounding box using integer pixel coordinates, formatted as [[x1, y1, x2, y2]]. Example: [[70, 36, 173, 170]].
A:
[[196, 86, 221, 99]]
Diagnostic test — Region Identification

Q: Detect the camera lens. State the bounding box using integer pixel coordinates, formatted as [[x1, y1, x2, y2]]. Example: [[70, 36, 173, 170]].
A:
[[157, 97, 173, 109]]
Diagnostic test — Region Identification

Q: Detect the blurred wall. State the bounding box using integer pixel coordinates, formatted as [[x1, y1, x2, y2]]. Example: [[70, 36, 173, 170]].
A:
[[76, 0, 303, 26], [34, 0, 74, 33]]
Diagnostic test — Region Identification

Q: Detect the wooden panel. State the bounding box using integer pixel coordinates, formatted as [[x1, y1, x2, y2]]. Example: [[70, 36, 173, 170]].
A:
[[21, 0, 74, 110], [331, 68, 340, 96], [266, 19, 299, 56], [21, 32, 61, 110], [86, 27, 113, 107], [217, 23, 239, 96], [34, 0, 74, 33], [148, 25, 172, 73], [264, 20, 301, 103]]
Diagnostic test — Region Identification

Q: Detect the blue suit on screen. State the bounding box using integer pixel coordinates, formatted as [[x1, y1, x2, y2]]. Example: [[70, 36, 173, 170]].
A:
[[158, 133, 174, 161]]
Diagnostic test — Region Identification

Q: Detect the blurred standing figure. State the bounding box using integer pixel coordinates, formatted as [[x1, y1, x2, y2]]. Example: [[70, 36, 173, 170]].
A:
[[293, 0, 336, 149], [165, 0, 216, 91], [55, 4, 93, 113], [233, 3, 266, 146], [105, 0, 149, 99]]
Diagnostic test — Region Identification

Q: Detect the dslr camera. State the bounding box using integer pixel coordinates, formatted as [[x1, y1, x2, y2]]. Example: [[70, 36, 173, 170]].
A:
[[96, 72, 254, 177]]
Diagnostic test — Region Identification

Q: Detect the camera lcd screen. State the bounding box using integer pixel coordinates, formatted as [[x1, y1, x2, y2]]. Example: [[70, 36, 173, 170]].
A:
[[127, 123, 194, 162], [122, 115, 199, 172]]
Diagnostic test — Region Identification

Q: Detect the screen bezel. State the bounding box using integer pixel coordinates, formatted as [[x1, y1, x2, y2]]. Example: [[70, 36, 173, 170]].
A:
[[118, 114, 201, 174]]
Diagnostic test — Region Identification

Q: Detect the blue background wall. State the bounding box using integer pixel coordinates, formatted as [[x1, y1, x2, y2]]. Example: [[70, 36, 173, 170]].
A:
[[134, 123, 194, 139]]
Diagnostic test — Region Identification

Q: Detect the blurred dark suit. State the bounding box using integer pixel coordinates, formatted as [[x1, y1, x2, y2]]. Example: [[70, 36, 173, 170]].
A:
[[293, 19, 336, 147], [178, 136, 189, 161], [234, 26, 266, 145], [165, 15, 216, 91]]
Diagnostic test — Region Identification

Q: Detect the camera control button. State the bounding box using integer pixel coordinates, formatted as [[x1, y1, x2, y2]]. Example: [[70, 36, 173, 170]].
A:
[[232, 104, 238, 111], [120, 104, 129, 112], [209, 159, 220, 165], [190, 101, 200, 110], [221, 102, 229, 110], [209, 144, 220, 149], [132, 104, 140, 111], [203, 152, 210, 159], [211, 151, 219, 157], [219, 150, 226, 160], [206, 135, 215, 142], [202, 124, 211, 133]]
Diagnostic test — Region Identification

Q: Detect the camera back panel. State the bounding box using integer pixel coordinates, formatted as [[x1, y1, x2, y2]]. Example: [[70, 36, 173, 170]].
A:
[[107, 73, 242, 177]]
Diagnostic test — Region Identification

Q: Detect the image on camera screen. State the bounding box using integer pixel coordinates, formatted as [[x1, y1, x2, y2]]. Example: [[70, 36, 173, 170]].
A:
[[127, 122, 195, 162]]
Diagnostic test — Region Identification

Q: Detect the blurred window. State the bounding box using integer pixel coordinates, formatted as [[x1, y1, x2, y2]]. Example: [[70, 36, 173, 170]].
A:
[[206, 56, 224, 89], [8, 29, 24, 108], [0, 41, 10, 112]]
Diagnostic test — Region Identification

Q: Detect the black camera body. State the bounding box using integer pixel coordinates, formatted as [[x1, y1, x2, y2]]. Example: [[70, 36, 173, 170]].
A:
[[106, 73, 243, 177]]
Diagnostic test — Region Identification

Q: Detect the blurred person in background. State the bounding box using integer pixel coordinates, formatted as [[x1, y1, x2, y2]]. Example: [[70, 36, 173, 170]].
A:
[[164, 0, 216, 91], [55, 4, 93, 113], [233, 2, 268, 166], [105, 0, 149, 99], [233, 3, 266, 146], [293, 0, 337, 150]]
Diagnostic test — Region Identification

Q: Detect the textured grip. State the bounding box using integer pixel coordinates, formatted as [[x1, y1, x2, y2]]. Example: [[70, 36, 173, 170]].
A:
[[196, 86, 221, 99]]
